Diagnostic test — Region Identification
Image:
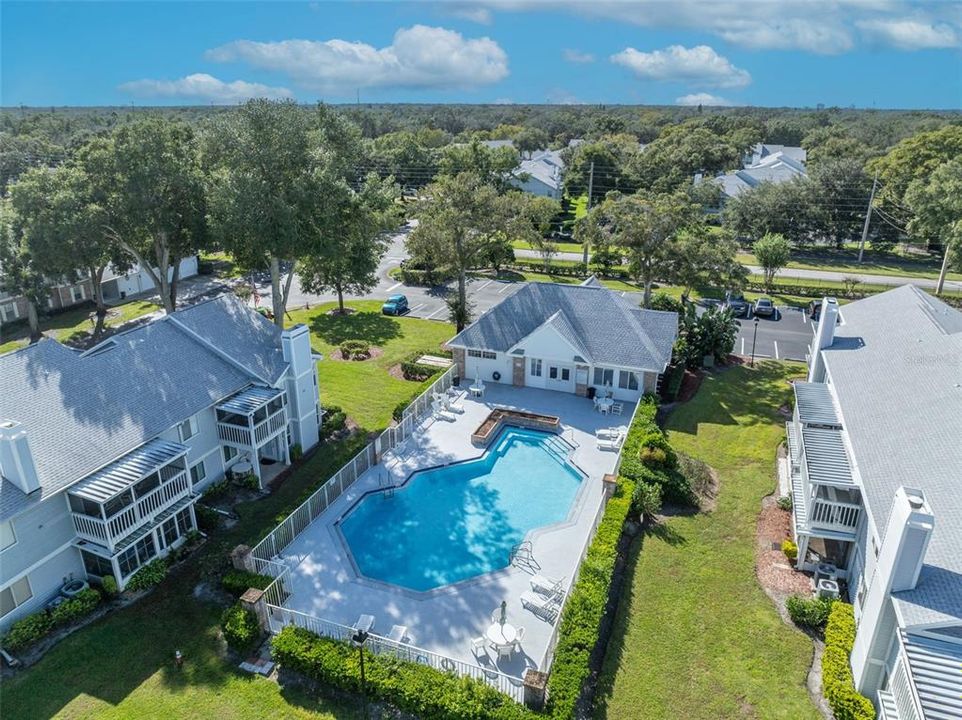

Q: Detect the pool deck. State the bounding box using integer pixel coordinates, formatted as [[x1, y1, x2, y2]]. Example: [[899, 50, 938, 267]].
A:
[[275, 383, 634, 679]]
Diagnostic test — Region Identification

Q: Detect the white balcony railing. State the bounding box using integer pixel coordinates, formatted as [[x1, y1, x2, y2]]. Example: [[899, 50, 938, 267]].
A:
[[71, 471, 192, 551], [891, 653, 922, 720], [217, 407, 287, 447], [809, 497, 861, 532]]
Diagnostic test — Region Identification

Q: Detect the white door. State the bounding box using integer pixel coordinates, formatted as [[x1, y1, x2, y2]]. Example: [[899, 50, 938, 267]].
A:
[[546, 364, 575, 393], [527, 358, 546, 388]]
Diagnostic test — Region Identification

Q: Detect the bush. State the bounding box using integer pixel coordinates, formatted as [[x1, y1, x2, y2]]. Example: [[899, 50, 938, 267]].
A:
[[339, 339, 371, 360], [195, 503, 222, 531], [400, 350, 447, 382], [786, 595, 834, 629], [547, 477, 634, 718], [126, 558, 167, 592], [677, 453, 714, 499], [271, 626, 534, 719], [222, 569, 273, 597], [782, 539, 799, 561], [631, 481, 662, 520], [650, 293, 684, 314], [233, 472, 260, 491], [321, 404, 347, 440], [202, 478, 231, 502], [100, 575, 118, 597], [822, 603, 876, 720], [2, 612, 54, 651], [392, 400, 408, 424], [290, 443, 303, 461], [662, 362, 686, 402], [1, 589, 102, 652], [221, 603, 261, 652], [777, 495, 794, 511]]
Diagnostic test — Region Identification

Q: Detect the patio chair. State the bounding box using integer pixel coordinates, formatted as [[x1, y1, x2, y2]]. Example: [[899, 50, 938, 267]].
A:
[[597, 431, 624, 451], [513, 627, 526, 652], [521, 590, 561, 621], [497, 643, 514, 662], [470, 636, 489, 660], [388, 624, 409, 643], [611, 402, 624, 416], [530, 574, 565, 599], [432, 400, 456, 422], [353, 614, 375, 633]]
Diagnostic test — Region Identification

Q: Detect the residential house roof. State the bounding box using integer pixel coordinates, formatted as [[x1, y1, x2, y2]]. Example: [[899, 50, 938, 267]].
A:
[[712, 151, 809, 199], [820, 285, 962, 627], [901, 631, 962, 720], [750, 143, 807, 165], [0, 294, 288, 521], [448, 282, 677, 372]]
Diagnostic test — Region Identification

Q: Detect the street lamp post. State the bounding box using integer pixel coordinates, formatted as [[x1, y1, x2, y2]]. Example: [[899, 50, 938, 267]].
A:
[[352, 629, 369, 709], [750, 316, 760, 367]]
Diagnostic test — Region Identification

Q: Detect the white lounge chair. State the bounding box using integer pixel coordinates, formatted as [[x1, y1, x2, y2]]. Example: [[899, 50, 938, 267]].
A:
[[432, 400, 456, 422], [353, 614, 375, 633], [596, 426, 627, 440], [597, 431, 624, 451], [388, 624, 409, 643], [530, 574, 565, 598], [447, 395, 465, 413], [521, 590, 561, 620]]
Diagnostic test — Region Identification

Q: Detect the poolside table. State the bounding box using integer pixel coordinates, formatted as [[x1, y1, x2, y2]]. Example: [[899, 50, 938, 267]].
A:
[[596, 397, 614, 414], [486, 622, 517, 647]]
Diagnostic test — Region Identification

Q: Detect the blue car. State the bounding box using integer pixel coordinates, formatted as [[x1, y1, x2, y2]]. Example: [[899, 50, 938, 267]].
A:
[[382, 294, 409, 316]]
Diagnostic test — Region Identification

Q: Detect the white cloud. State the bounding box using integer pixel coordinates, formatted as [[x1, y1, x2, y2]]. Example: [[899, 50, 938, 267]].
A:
[[445, 5, 494, 24], [675, 92, 738, 107], [119, 73, 293, 103], [611, 45, 751, 88], [206, 25, 508, 93], [857, 18, 959, 49], [545, 88, 584, 104], [563, 48, 594, 63]]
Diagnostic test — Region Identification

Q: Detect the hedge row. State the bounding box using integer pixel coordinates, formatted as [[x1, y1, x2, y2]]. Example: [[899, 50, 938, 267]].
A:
[[618, 398, 696, 508], [786, 595, 834, 629], [271, 625, 536, 720], [1, 588, 102, 652], [400, 348, 452, 382], [221, 602, 261, 652], [822, 603, 876, 720], [221, 569, 274, 597], [545, 476, 635, 718]]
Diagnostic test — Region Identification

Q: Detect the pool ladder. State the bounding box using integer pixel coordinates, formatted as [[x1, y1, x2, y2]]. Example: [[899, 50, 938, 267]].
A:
[[378, 470, 396, 498]]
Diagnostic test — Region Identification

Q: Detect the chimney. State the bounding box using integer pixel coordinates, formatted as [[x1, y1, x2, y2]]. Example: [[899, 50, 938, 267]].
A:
[[281, 324, 321, 453], [807, 297, 839, 383], [0, 420, 41, 495], [851, 487, 935, 692]]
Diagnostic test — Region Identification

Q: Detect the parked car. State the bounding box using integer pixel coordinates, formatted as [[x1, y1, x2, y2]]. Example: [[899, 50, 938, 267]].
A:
[[754, 297, 777, 318], [382, 294, 409, 316], [722, 291, 752, 318], [808, 299, 822, 321]]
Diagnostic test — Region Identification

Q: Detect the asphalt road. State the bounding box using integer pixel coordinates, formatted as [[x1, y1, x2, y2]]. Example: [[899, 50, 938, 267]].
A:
[[252, 229, 813, 362]]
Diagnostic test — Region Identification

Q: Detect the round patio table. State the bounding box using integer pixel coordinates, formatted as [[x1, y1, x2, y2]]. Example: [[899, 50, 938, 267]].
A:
[[597, 398, 614, 414], [486, 622, 517, 647]]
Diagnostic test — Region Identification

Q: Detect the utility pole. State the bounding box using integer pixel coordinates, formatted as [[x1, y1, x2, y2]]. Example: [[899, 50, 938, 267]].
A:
[[582, 160, 595, 266], [857, 170, 878, 263]]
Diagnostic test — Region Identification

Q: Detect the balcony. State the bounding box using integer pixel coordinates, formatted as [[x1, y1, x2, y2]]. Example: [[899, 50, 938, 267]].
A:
[[216, 386, 288, 448], [809, 497, 861, 533], [68, 439, 193, 553]]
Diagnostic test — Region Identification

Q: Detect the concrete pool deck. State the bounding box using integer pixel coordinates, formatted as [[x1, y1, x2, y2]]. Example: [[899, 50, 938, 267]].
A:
[[273, 383, 634, 678]]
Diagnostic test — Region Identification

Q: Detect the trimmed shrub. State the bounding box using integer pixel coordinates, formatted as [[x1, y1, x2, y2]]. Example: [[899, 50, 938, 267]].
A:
[[777, 495, 794, 511], [222, 569, 273, 597], [2, 612, 54, 652], [1, 588, 102, 652], [126, 558, 167, 592], [202, 478, 231, 502], [195, 504, 222, 531], [339, 339, 371, 360], [677, 453, 714, 499], [221, 603, 261, 652], [290, 443, 303, 461], [233, 473, 260, 491], [321, 405, 347, 440], [782, 539, 799, 561], [786, 595, 834, 629], [100, 575, 118, 597], [546, 476, 635, 718], [822, 603, 876, 720], [631, 480, 662, 520], [271, 626, 534, 719], [392, 399, 408, 424]]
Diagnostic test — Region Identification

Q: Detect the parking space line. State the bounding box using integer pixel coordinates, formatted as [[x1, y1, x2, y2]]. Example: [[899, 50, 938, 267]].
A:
[[498, 282, 515, 294], [408, 303, 426, 314], [774, 341, 780, 359], [475, 280, 493, 292], [741, 337, 745, 354], [425, 305, 447, 320], [385, 281, 402, 292]]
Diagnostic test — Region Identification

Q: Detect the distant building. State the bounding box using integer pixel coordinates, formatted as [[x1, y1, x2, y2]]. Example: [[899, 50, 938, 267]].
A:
[[696, 150, 808, 206], [749, 143, 807, 166]]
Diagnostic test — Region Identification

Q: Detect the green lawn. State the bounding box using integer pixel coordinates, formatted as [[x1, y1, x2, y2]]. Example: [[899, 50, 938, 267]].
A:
[[2, 435, 372, 720], [511, 239, 584, 254], [286, 300, 454, 432], [595, 361, 820, 720], [0, 299, 161, 355]]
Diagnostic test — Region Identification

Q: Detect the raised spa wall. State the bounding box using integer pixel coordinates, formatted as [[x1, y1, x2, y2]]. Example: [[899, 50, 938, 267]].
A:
[[471, 409, 562, 447]]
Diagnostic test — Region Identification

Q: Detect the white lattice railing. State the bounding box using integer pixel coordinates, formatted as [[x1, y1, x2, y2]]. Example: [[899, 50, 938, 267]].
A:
[[810, 497, 861, 531], [254, 409, 288, 445]]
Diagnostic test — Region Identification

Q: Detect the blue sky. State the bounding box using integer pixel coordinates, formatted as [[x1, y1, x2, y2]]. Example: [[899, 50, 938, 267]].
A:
[[2, 1, 960, 109]]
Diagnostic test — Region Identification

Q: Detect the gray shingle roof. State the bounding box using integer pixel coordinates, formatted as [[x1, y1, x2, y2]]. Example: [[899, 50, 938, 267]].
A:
[[820, 285, 962, 627], [448, 282, 677, 372], [0, 295, 286, 521], [169, 294, 288, 384]]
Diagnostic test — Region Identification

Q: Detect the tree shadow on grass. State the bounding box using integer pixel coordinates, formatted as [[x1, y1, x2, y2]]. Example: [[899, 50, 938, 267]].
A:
[[309, 310, 403, 347]]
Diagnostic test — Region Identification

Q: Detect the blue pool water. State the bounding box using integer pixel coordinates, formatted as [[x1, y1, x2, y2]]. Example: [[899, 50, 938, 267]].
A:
[[339, 427, 584, 592]]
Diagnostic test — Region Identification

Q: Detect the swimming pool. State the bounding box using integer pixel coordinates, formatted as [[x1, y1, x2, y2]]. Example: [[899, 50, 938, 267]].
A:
[[338, 427, 584, 592]]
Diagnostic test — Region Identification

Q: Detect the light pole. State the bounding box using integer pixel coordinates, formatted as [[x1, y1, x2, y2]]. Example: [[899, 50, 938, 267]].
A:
[[352, 629, 369, 709], [750, 316, 760, 367]]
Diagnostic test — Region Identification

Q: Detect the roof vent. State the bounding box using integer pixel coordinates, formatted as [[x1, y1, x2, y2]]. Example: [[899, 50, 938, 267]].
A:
[[907, 494, 925, 509]]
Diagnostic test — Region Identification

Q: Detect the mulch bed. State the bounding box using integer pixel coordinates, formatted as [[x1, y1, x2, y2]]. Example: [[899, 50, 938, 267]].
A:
[[756, 495, 812, 608]]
